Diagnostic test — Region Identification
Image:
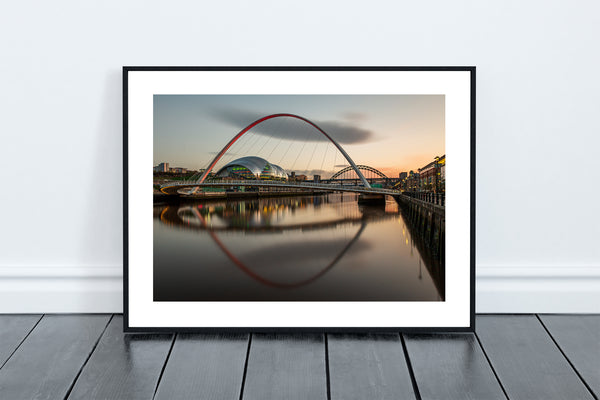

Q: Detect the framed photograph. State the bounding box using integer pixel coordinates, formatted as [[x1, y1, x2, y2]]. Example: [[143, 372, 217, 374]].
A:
[[124, 67, 475, 332]]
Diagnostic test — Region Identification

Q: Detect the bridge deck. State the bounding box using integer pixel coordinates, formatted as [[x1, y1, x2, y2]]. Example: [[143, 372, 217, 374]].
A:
[[160, 179, 403, 195], [0, 314, 596, 399]]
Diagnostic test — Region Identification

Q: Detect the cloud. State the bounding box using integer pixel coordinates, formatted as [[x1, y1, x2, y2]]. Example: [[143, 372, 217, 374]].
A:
[[213, 109, 373, 145], [342, 111, 367, 122]]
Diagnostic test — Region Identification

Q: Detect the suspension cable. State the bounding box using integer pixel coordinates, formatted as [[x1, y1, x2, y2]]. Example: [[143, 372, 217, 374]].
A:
[[289, 118, 311, 172], [304, 128, 320, 175], [277, 138, 294, 168], [319, 142, 329, 177]]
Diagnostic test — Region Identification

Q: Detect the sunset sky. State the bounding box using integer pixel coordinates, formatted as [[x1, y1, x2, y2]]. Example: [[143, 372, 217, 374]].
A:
[[154, 95, 444, 178]]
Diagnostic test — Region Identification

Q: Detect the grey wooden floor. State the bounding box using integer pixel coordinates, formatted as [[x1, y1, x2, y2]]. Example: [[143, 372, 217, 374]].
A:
[[0, 315, 597, 400]]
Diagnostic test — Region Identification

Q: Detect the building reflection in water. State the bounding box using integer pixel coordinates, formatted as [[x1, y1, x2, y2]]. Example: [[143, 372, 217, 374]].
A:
[[153, 193, 444, 302]]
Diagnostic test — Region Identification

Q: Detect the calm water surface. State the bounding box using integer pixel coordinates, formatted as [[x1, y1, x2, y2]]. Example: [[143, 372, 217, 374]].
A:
[[153, 193, 444, 301]]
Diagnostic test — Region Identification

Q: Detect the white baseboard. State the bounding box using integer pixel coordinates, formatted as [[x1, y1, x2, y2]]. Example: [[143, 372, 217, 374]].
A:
[[0, 266, 598, 314], [0, 266, 123, 313], [476, 266, 600, 313]]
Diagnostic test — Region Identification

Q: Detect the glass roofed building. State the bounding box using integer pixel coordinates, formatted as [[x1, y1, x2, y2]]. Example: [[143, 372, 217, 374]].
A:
[[214, 156, 288, 181]]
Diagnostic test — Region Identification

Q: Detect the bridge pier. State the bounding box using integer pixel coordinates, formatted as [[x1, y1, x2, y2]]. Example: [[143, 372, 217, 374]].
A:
[[357, 194, 386, 206], [154, 193, 183, 204]]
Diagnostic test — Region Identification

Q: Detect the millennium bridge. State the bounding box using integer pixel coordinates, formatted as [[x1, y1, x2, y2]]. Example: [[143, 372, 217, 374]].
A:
[[158, 113, 444, 223], [160, 179, 401, 196], [159, 113, 403, 196]]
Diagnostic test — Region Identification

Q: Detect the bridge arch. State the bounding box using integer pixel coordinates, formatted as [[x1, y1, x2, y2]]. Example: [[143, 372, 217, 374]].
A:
[[330, 165, 388, 180], [188, 207, 367, 289], [196, 113, 371, 188]]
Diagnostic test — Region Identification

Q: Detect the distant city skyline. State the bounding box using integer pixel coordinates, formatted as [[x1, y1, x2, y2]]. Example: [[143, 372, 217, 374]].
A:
[[154, 95, 444, 178]]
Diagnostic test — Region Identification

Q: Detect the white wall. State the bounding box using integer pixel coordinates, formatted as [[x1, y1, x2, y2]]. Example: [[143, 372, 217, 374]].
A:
[[1, 0, 598, 313]]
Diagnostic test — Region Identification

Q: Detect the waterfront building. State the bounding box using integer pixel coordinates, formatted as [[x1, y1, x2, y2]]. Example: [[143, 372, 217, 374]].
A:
[[169, 167, 188, 174], [154, 162, 169, 172], [417, 155, 445, 192], [406, 170, 420, 191], [438, 155, 445, 192], [215, 156, 287, 181], [418, 161, 437, 191]]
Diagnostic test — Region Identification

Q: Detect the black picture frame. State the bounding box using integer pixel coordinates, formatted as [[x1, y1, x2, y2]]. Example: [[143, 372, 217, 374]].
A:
[[123, 66, 475, 333]]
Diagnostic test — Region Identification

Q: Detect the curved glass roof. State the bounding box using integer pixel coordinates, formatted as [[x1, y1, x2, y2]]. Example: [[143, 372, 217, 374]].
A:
[[216, 156, 287, 180]]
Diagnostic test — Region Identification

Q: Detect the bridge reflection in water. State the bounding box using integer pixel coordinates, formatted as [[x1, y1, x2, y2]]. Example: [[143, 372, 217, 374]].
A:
[[153, 193, 444, 302]]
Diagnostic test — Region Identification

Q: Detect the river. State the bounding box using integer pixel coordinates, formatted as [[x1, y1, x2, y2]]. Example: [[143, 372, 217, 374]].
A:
[[153, 193, 444, 301]]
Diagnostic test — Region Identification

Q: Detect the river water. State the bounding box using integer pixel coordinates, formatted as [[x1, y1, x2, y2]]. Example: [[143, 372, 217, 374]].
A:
[[153, 193, 444, 301]]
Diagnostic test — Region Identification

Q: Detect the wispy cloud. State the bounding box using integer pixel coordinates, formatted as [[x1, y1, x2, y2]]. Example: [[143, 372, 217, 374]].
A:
[[213, 109, 373, 145], [342, 111, 367, 122]]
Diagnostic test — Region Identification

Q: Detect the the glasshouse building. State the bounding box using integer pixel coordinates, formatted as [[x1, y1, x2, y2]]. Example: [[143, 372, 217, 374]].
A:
[[214, 156, 288, 181]]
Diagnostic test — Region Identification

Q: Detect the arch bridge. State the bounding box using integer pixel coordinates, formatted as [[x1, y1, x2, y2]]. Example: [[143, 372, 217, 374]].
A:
[[197, 113, 370, 186], [160, 113, 403, 195], [329, 165, 388, 180]]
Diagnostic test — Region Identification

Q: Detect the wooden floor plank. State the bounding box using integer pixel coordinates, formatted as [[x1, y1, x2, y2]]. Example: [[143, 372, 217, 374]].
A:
[[538, 314, 600, 398], [328, 333, 416, 400], [66, 315, 173, 400], [476, 315, 594, 400], [0, 314, 110, 400], [154, 333, 249, 400], [242, 333, 327, 400], [404, 333, 506, 400], [0, 314, 41, 368]]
